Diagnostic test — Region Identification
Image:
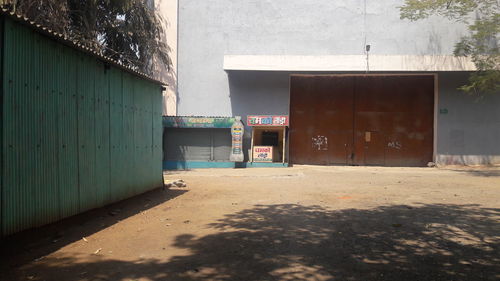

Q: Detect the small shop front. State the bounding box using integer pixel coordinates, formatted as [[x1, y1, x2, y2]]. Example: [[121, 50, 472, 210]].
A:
[[163, 116, 236, 169], [163, 115, 289, 169], [247, 115, 289, 167]]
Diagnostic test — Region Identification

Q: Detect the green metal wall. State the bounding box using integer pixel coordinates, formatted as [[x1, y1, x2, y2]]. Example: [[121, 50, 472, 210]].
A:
[[0, 17, 163, 236]]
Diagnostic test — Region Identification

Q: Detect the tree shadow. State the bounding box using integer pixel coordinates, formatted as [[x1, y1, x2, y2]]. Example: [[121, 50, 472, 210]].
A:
[[3, 203, 500, 281]]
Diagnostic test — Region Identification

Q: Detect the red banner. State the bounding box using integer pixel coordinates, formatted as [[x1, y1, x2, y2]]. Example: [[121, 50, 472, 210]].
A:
[[247, 115, 289, 126]]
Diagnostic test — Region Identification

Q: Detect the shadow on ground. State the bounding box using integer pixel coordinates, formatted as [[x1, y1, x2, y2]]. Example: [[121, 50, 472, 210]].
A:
[[0, 188, 187, 273], [4, 203, 500, 281], [447, 169, 500, 178]]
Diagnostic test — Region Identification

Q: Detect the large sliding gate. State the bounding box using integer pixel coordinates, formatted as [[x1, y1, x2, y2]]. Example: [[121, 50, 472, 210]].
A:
[[289, 75, 434, 167]]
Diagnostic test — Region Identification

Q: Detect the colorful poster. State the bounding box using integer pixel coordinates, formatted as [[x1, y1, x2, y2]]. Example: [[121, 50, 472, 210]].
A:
[[230, 117, 245, 162], [253, 146, 273, 162], [247, 115, 289, 126]]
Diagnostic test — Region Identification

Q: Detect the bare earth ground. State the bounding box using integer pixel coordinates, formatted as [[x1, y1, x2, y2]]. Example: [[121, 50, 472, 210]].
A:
[[1, 166, 499, 281]]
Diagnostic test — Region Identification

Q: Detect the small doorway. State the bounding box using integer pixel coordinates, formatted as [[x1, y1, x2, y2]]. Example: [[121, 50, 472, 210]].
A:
[[250, 127, 286, 163]]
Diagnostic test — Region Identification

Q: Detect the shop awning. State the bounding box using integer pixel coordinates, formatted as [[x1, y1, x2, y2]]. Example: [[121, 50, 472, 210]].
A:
[[223, 55, 476, 72], [163, 116, 235, 128]]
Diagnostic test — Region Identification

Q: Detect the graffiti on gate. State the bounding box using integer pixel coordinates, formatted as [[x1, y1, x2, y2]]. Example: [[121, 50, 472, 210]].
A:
[[388, 141, 402, 150], [312, 136, 328, 151]]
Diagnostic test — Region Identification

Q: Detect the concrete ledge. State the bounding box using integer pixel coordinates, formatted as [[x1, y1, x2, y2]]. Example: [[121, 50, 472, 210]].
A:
[[163, 161, 290, 170], [163, 161, 236, 170], [223, 55, 476, 72], [239, 162, 289, 168], [436, 154, 500, 166]]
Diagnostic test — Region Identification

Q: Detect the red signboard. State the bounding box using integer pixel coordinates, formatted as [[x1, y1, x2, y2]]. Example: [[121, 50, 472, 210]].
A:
[[247, 115, 289, 126]]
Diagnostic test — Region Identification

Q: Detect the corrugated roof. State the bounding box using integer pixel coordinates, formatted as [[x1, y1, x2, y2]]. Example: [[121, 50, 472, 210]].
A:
[[0, 7, 166, 86]]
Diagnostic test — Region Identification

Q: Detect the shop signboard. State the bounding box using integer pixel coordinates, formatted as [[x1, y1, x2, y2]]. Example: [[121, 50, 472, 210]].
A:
[[163, 116, 235, 128], [253, 146, 273, 162], [247, 115, 289, 127]]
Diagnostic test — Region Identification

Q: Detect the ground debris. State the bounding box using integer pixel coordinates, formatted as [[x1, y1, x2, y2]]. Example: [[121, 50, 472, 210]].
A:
[[165, 179, 187, 188]]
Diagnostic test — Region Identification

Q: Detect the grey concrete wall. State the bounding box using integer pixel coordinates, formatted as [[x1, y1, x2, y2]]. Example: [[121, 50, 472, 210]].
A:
[[178, 0, 499, 165], [228, 71, 291, 161], [178, 0, 468, 116], [436, 73, 500, 165]]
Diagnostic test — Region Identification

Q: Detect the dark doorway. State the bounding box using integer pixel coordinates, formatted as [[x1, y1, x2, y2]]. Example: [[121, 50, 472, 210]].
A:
[[261, 131, 279, 147], [289, 75, 434, 167]]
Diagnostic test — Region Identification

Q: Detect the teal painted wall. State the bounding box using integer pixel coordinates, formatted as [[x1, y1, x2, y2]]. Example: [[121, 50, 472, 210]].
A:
[[163, 161, 289, 170], [0, 17, 163, 236]]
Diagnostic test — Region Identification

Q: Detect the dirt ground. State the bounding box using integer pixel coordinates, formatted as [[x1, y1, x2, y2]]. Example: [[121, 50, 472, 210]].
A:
[[1, 165, 499, 281]]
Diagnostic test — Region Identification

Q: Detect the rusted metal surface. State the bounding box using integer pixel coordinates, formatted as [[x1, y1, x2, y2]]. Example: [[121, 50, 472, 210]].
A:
[[290, 75, 434, 167], [353, 76, 434, 166], [290, 76, 354, 165]]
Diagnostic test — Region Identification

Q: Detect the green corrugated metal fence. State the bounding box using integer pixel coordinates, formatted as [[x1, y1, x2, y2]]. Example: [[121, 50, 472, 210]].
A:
[[0, 17, 163, 236]]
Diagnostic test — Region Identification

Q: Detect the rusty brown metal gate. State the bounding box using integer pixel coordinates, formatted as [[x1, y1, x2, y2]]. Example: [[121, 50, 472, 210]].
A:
[[289, 75, 434, 167]]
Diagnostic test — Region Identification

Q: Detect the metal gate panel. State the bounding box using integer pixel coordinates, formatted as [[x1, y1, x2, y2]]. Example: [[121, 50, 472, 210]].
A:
[[353, 76, 434, 166], [290, 76, 354, 165], [289, 76, 314, 164], [290, 75, 434, 167]]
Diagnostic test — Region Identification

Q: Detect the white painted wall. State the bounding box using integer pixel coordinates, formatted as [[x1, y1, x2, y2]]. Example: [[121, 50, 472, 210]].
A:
[[223, 55, 476, 72], [158, 0, 178, 116]]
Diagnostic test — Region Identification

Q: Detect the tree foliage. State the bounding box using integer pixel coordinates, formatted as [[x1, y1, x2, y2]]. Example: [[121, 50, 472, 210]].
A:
[[1, 0, 171, 76], [400, 0, 499, 95]]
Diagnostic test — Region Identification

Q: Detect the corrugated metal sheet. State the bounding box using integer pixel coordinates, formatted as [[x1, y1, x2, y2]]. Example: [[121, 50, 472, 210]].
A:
[[1, 17, 163, 236], [0, 8, 164, 86]]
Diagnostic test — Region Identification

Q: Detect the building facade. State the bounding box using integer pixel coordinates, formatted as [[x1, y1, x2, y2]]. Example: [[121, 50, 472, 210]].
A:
[[164, 0, 500, 166]]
